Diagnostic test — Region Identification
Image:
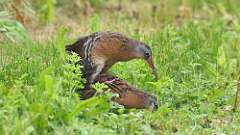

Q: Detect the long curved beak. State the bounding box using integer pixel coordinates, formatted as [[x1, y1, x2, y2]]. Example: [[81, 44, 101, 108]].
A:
[[146, 57, 158, 80]]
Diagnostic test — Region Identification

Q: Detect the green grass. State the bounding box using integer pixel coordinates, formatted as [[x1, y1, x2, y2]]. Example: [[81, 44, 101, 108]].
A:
[[0, 0, 240, 134]]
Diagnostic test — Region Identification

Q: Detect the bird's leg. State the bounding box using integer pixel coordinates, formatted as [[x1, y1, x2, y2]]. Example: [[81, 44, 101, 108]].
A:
[[78, 63, 105, 100], [89, 63, 105, 85], [78, 88, 96, 100]]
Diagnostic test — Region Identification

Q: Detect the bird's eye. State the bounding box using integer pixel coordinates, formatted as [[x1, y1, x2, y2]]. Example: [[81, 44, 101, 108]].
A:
[[144, 51, 150, 59], [121, 45, 128, 51]]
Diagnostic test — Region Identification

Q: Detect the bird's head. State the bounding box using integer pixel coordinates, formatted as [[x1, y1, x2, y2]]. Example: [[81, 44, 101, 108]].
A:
[[120, 39, 158, 79], [136, 43, 158, 80], [101, 32, 158, 79]]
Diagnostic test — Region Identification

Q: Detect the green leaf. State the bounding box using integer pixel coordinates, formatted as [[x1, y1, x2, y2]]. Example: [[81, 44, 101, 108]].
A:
[[56, 27, 70, 61], [44, 75, 54, 97], [90, 14, 100, 32], [217, 45, 226, 67], [68, 97, 100, 119], [0, 19, 31, 43], [38, 66, 55, 90]]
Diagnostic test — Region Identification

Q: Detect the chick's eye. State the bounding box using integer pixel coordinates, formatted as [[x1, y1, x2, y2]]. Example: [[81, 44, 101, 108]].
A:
[[121, 45, 128, 51], [144, 51, 150, 59]]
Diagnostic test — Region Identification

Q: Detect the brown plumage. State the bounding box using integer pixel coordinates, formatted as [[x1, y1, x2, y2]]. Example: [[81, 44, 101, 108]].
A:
[[97, 74, 158, 110], [66, 31, 158, 88]]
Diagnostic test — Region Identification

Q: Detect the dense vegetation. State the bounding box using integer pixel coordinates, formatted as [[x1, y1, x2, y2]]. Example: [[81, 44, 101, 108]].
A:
[[0, 0, 240, 134]]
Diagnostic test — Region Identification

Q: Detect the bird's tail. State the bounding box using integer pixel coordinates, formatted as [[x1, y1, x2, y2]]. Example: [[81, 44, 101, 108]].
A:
[[65, 44, 74, 52], [65, 36, 88, 54]]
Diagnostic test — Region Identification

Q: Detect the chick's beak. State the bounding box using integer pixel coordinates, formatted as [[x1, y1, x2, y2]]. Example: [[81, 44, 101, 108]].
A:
[[146, 57, 158, 80]]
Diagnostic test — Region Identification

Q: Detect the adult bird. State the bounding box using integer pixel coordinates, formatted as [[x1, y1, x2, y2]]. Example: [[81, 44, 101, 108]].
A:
[[66, 31, 158, 98]]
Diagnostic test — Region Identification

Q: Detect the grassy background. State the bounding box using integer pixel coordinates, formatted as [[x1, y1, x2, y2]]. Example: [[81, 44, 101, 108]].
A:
[[0, 0, 240, 134]]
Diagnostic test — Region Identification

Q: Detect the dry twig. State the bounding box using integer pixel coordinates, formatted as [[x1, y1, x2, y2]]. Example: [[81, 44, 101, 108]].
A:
[[232, 77, 240, 112]]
